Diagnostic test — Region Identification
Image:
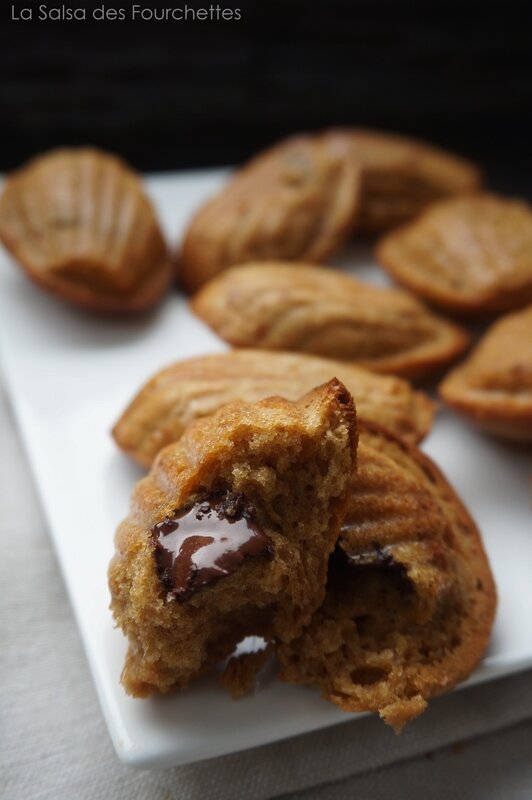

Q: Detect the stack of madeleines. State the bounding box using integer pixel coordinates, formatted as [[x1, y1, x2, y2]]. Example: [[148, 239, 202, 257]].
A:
[[2, 126, 531, 730]]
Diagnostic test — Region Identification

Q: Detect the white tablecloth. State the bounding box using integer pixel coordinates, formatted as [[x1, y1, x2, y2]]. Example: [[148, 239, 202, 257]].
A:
[[1, 382, 531, 800]]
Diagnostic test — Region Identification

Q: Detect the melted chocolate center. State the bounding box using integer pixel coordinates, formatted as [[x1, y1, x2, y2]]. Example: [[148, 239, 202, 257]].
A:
[[151, 490, 273, 601]]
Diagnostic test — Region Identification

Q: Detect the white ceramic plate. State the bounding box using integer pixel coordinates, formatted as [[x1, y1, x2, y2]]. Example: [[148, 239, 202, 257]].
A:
[[0, 170, 531, 769]]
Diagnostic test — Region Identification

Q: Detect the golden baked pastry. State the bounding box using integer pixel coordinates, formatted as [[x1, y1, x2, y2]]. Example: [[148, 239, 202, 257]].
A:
[[439, 305, 532, 441], [277, 420, 496, 732], [377, 194, 532, 315], [179, 132, 360, 292], [347, 128, 482, 234], [112, 349, 435, 467], [0, 148, 171, 312], [109, 379, 357, 696], [190, 262, 469, 380]]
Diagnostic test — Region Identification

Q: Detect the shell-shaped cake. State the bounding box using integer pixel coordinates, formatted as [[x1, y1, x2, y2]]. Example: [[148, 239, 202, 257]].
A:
[[440, 304, 532, 441], [112, 349, 435, 468], [0, 148, 171, 312], [377, 193, 532, 315], [191, 262, 469, 380], [276, 420, 496, 732], [347, 128, 482, 234], [108, 380, 357, 696], [179, 132, 360, 293]]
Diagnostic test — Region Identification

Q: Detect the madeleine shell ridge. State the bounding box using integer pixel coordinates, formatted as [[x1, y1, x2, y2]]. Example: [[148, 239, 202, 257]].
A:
[[190, 262, 469, 380], [377, 193, 532, 315], [179, 132, 361, 292], [0, 147, 172, 312], [439, 304, 532, 441], [277, 419, 496, 731], [112, 349, 435, 468]]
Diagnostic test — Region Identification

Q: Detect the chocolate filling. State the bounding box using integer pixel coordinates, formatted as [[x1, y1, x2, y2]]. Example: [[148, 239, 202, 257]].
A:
[[333, 539, 414, 597], [151, 490, 273, 601]]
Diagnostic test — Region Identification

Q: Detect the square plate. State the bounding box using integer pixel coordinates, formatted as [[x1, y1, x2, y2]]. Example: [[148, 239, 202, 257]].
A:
[[0, 170, 531, 768]]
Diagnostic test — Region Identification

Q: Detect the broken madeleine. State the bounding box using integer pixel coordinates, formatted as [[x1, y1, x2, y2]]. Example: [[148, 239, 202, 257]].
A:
[[0, 148, 171, 313], [108, 380, 357, 696], [276, 420, 496, 732], [191, 262, 469, 380]]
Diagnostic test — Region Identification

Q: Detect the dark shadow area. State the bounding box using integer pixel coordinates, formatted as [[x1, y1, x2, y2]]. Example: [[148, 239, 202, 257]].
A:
[[0, 0, 531, 194]]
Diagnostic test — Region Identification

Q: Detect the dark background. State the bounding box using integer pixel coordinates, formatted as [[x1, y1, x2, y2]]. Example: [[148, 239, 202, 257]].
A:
[[1, 0, 531, 194]]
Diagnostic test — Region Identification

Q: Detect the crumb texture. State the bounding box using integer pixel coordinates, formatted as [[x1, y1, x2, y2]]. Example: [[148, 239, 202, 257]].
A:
[[277, 420, 496, 732], [108, 379, 357, 696]]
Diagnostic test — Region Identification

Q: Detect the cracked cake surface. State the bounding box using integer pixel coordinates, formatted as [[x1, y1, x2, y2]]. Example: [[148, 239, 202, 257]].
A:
[[108, 379, 357, 696], [276, 420, 496, 732]]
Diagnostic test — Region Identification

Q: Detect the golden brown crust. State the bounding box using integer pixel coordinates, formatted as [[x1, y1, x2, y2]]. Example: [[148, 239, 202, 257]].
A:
[[439, 305, 532, 441], [190, 262, 469, 380], [109, 380, 357, 696], [377, 193, 532, 315], [345, 128, 482, 235], [179, 132, 360, 293], [0, 148, 171, 313], [112, 349, 435, 467], [277, 419, 496, 732]]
